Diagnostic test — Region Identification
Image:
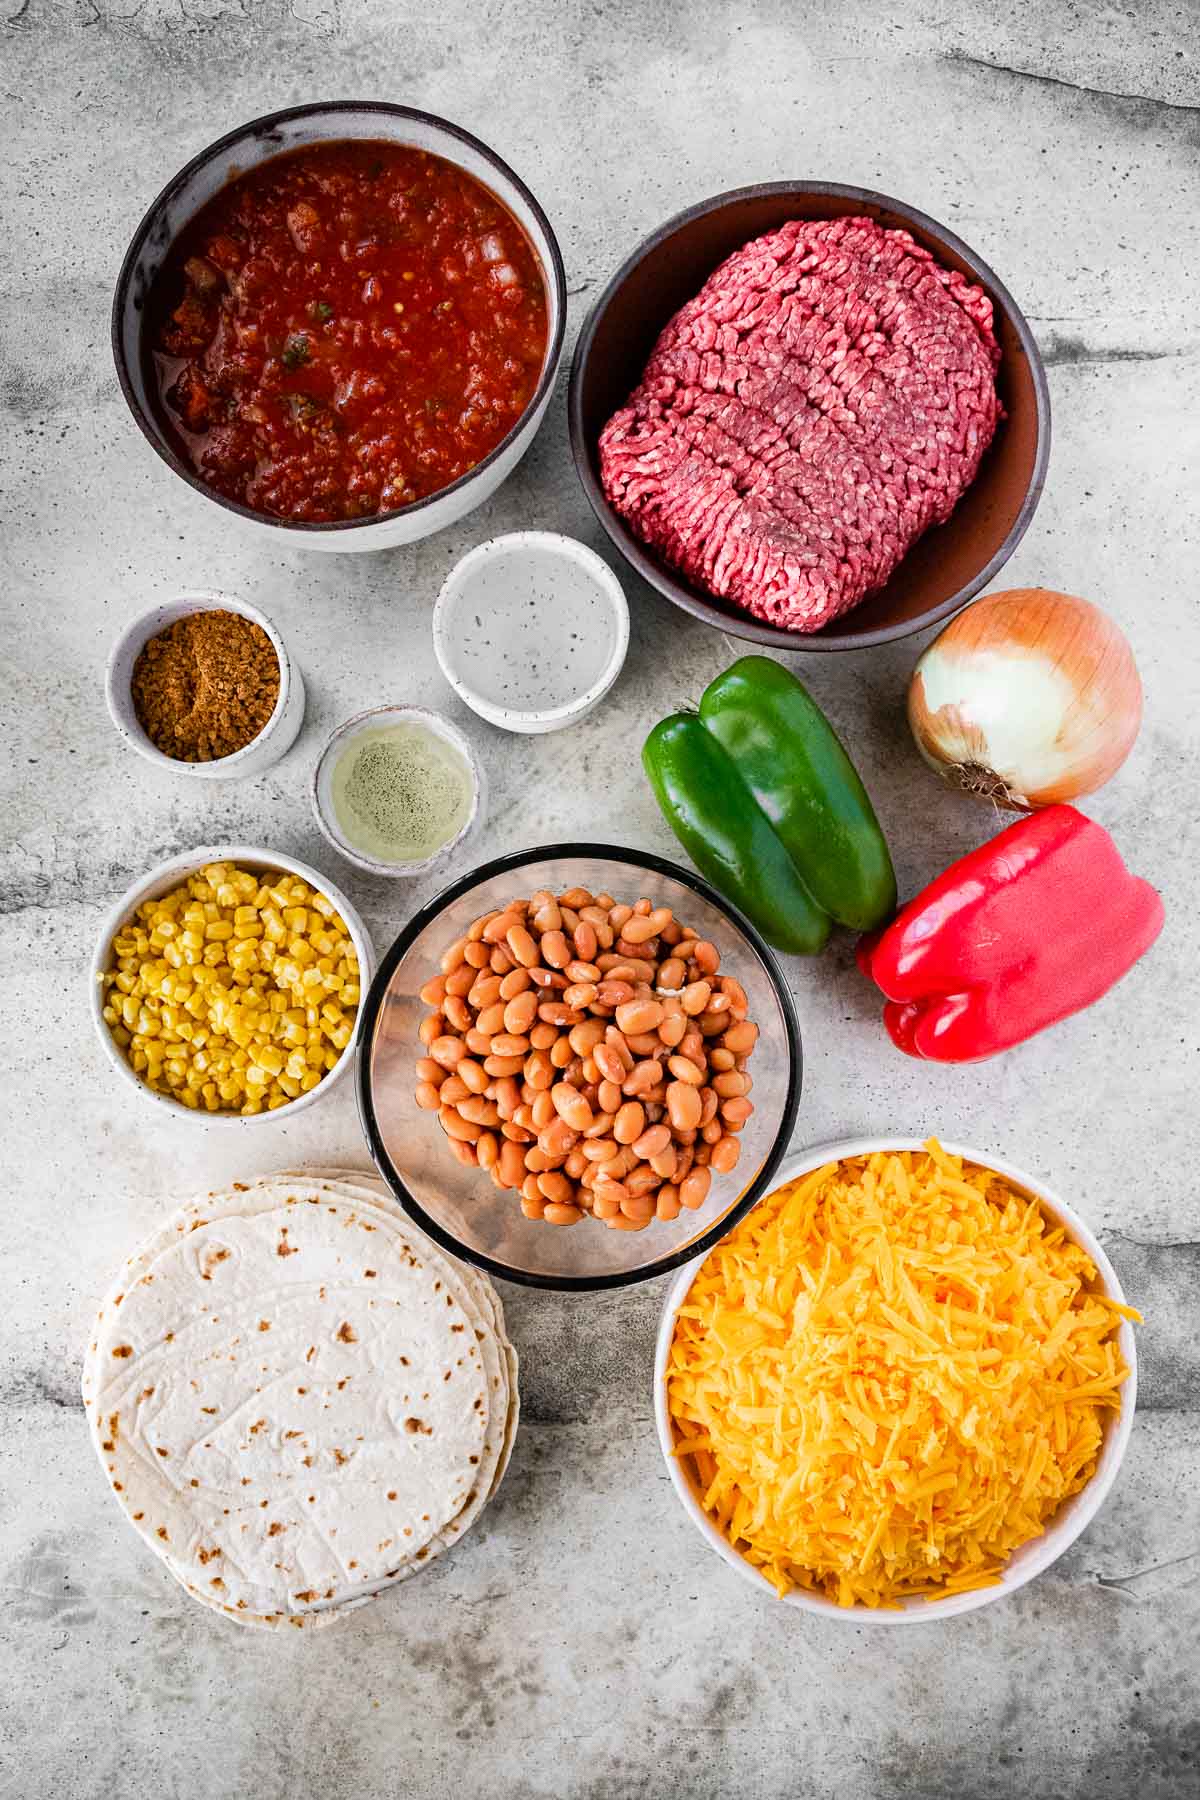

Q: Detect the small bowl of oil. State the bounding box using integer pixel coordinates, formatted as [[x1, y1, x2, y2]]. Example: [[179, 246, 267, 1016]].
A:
[[311, 705, 485, 878]]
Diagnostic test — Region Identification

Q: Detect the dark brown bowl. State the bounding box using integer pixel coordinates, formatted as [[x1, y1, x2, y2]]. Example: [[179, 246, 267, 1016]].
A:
[[568, 182, 1050, 652]]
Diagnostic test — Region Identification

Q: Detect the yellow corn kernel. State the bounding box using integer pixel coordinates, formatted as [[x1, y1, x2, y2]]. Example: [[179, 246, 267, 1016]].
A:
[[300, 1068, 322, 1092]]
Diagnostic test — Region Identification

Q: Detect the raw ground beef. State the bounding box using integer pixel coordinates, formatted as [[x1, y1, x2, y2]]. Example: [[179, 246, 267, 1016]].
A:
[[598, 216, 1002, 632]]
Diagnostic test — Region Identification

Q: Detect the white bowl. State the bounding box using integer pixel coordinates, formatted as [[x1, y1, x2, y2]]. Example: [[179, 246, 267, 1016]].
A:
[[433, 532, 630, 733], [654, 1136, 1138, 1624], [112, 102, 566, 553], [90, 844, 375, 1126], [106, 591, 305, 779], [311, 705, 485, 877]]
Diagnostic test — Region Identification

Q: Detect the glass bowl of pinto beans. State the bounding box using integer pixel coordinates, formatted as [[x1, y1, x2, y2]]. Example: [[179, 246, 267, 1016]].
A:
[[356, 845, 802, 1290]]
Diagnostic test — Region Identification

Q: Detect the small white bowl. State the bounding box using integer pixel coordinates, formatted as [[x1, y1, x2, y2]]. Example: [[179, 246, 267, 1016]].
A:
[[90, 844, 375, 1126], [311, 705, 485, 878], [106, 591, 305, 779], [655, 1136, 1138, 1625], [433, 532, 629, 733]]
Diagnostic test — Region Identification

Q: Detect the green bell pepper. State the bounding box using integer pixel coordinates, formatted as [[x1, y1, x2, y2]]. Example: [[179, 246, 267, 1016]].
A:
[[642, 657, 896, 954]]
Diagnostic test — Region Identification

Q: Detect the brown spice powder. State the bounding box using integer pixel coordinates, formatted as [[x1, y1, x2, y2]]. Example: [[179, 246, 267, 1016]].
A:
[[132, 609, 280, 761]]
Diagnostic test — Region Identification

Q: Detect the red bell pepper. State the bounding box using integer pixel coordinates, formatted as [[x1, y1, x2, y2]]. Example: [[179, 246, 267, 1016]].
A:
[[857, 804, 1163, 1062]]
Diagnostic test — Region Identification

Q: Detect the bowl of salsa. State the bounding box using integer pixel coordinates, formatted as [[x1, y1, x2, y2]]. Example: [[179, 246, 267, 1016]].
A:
[[113, 102, 566, 549]]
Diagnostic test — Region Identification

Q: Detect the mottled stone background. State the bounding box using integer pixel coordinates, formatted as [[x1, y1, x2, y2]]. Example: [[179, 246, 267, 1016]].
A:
[[1, 2, 1198, 1795]]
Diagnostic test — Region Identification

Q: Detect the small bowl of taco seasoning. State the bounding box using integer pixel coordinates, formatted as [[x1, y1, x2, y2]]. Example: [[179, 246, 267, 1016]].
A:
[[311, 705, 484, 877], [106, 591, 305, 779]]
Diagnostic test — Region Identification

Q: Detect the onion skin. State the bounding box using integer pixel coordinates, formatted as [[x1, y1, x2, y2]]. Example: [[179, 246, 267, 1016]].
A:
[[907, 589, 1143, 811]]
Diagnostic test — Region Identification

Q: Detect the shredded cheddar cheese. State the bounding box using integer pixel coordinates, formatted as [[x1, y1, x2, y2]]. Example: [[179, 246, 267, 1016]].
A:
[[666, 1140, 1138, 1608]]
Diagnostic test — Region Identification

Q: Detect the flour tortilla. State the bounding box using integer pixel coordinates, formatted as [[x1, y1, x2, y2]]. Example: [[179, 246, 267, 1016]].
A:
[[155, 1176, 517, 1627], [266, 1172, 521, 1497], [156, 1174, 520, 1630], [86, 1171, 517, 1515], [85, 1172, 519, 1630], [86, 1189, 495, 1623]]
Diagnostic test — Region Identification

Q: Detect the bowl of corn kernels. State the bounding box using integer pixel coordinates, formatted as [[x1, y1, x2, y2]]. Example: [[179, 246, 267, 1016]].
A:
[[91, 845, 374, 1122]]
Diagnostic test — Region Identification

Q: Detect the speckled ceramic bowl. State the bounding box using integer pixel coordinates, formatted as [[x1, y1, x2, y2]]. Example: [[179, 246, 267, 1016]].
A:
[[432, 532, 630, 732]]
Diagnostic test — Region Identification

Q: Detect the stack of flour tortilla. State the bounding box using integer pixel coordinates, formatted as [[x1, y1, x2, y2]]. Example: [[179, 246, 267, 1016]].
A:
[[83, 1170, 518, 1630]]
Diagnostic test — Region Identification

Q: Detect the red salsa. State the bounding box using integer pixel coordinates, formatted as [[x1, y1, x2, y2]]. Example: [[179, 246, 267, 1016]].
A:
[[144, 141, 549, 522]]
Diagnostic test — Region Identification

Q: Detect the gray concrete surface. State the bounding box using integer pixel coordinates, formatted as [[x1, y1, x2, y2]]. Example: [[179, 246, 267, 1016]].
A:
[[2, 2, 1198, 1796]]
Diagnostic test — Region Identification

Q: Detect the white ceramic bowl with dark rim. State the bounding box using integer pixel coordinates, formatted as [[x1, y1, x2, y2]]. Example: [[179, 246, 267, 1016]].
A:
[[90, 844, 375, 1125], [105, 590, 305, 779], [654, 1136, 1138, 1623], [311, 704, 486, 877], [112, 101, 567, 551]]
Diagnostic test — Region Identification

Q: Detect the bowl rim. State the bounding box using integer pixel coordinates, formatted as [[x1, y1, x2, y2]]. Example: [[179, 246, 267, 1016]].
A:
[[90, 842, 376, 1125], [310, 703, 485, 877], [104, 589, 295, 773], [355, 840, 803, 1291], [654, 1134, 1138, 1622], [432, 530, 631, 730], [111, 99, 568, 535], [567, 179, 1051, 652]]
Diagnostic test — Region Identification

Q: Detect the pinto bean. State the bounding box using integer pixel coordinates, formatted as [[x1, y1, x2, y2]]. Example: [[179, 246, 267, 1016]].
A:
[[667, 1081, 703, 1131], [632, 1122, 671, 1160], [613, 1101, 646, 1145], [615, 999, 664, 1035]]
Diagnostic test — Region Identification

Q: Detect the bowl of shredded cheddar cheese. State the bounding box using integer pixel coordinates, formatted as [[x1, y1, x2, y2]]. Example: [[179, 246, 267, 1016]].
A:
[[656, 1137, 1139, 1620]]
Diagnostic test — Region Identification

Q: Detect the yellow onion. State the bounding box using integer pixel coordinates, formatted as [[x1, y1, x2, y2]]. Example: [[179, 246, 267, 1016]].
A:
[[908, 589, 1143, 811]]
